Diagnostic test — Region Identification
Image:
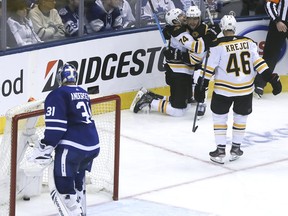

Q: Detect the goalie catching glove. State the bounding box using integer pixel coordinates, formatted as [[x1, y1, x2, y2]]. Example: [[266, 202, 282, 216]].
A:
[[27, 140, 54, 166]]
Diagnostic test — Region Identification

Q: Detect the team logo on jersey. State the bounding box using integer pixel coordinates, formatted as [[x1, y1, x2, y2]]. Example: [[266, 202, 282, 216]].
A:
[[238, 25, 286, 61], [192, 31, 199, 38]]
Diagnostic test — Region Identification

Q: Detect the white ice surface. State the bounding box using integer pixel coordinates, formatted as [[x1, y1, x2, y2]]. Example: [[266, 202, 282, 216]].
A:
[[15, 92, 288, 216]]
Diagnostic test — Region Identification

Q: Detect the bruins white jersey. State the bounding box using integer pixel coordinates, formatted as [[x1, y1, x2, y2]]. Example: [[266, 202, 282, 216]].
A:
[[201, 36, 269, 97], [168, 25, 206, 75], [169, 26, 206, 53]]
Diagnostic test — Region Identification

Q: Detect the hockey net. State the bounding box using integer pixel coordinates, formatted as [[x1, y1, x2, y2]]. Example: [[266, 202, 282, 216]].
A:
[[0, 95, 121, 216]]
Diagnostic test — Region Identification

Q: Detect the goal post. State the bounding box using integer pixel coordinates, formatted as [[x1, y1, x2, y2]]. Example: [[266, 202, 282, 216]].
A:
[[0, 95, 121, 216]]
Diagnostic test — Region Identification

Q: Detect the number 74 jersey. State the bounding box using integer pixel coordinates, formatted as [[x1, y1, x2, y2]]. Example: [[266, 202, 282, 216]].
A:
[[199, 36, 269, 97], [43, 85, 99, 152]]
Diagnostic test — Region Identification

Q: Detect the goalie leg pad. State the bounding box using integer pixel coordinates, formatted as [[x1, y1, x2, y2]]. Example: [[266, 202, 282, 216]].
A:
[[63, 194, 83, 216], [50, 190, 83, 216]]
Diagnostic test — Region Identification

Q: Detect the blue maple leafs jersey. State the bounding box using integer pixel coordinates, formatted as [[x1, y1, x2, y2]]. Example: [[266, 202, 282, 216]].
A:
[[86, 0, 123, 32], [59, 6, 81, 36], [42, 85, 99, 152]]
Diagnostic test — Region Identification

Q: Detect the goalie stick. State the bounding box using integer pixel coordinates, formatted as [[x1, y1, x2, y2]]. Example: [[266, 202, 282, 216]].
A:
[[192, 50, 210, 133], [17, 161, 51, 198], [148, 0, 167, 46], [76, 175, 87, 216]]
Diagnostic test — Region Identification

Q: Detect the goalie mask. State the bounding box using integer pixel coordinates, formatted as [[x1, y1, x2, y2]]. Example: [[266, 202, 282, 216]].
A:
[[57, 63, 78, 86], [165, 8, 185, 26], [220, 15, 237, 32]]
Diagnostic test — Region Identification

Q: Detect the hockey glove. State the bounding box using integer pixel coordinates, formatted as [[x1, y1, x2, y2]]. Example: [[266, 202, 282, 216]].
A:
[[269, 74, 282, 95], [202, 24, 221, 48], [162, 25, 173, 40], [194, 77, 209, 103], [163, 48, 174, 60], [207, 23, 221, 37], [27, 141, 54, 166]]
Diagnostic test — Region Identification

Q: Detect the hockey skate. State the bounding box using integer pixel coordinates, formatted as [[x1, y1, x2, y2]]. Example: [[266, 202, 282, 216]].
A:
[[209, 145, 226, 164], [130, 89, 145, 112], [130, 88, 163, 112], [197, 103, 206, 117], [133, 93, 154, 113], [141, 87, 164, 100], [229, 144, 243, 162]]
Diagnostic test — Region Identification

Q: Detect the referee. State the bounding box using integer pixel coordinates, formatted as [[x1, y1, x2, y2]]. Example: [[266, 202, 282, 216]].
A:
[[254, 0, 288, 97]]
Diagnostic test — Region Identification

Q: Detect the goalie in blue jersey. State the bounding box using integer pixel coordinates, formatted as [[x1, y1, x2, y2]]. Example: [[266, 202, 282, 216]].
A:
[[29, 63, 100, 215]]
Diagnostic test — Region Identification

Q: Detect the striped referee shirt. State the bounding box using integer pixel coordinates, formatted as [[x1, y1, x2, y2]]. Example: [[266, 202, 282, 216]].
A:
[[265, 0, 288, 22]]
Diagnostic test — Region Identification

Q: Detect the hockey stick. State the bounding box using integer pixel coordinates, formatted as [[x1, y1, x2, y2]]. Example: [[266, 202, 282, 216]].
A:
[[148, 0, 167, 46], [82, 176, 87, 216], [203, 0, 214, 25], [192, 50, 210, 133], [77, 174, 87, 216]]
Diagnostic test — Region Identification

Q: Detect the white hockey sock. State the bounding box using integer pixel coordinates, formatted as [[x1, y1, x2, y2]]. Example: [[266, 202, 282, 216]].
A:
[[232, 112, 248, 144], [212, 113, 228, 145]]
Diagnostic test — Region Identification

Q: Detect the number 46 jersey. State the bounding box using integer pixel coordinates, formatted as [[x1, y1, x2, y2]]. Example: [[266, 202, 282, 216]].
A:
[[201, 36, 269, 97], [42, 85, 100, 152]]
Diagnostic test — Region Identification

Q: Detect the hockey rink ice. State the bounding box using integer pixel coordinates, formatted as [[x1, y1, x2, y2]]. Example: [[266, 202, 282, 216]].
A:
[[12, 92, 288, 215]]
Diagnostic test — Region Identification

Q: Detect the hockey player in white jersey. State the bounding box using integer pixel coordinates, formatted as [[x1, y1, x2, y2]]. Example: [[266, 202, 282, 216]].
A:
[[130, 8, 219, 117], [186, 5, 220, 117], [29, 63, 100, 215], [194, 15, 282, 164]]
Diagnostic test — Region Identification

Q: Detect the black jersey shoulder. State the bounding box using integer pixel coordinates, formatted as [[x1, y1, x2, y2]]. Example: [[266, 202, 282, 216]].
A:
[[171, 25, 188, 37], [188, 23, 208, 40]]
